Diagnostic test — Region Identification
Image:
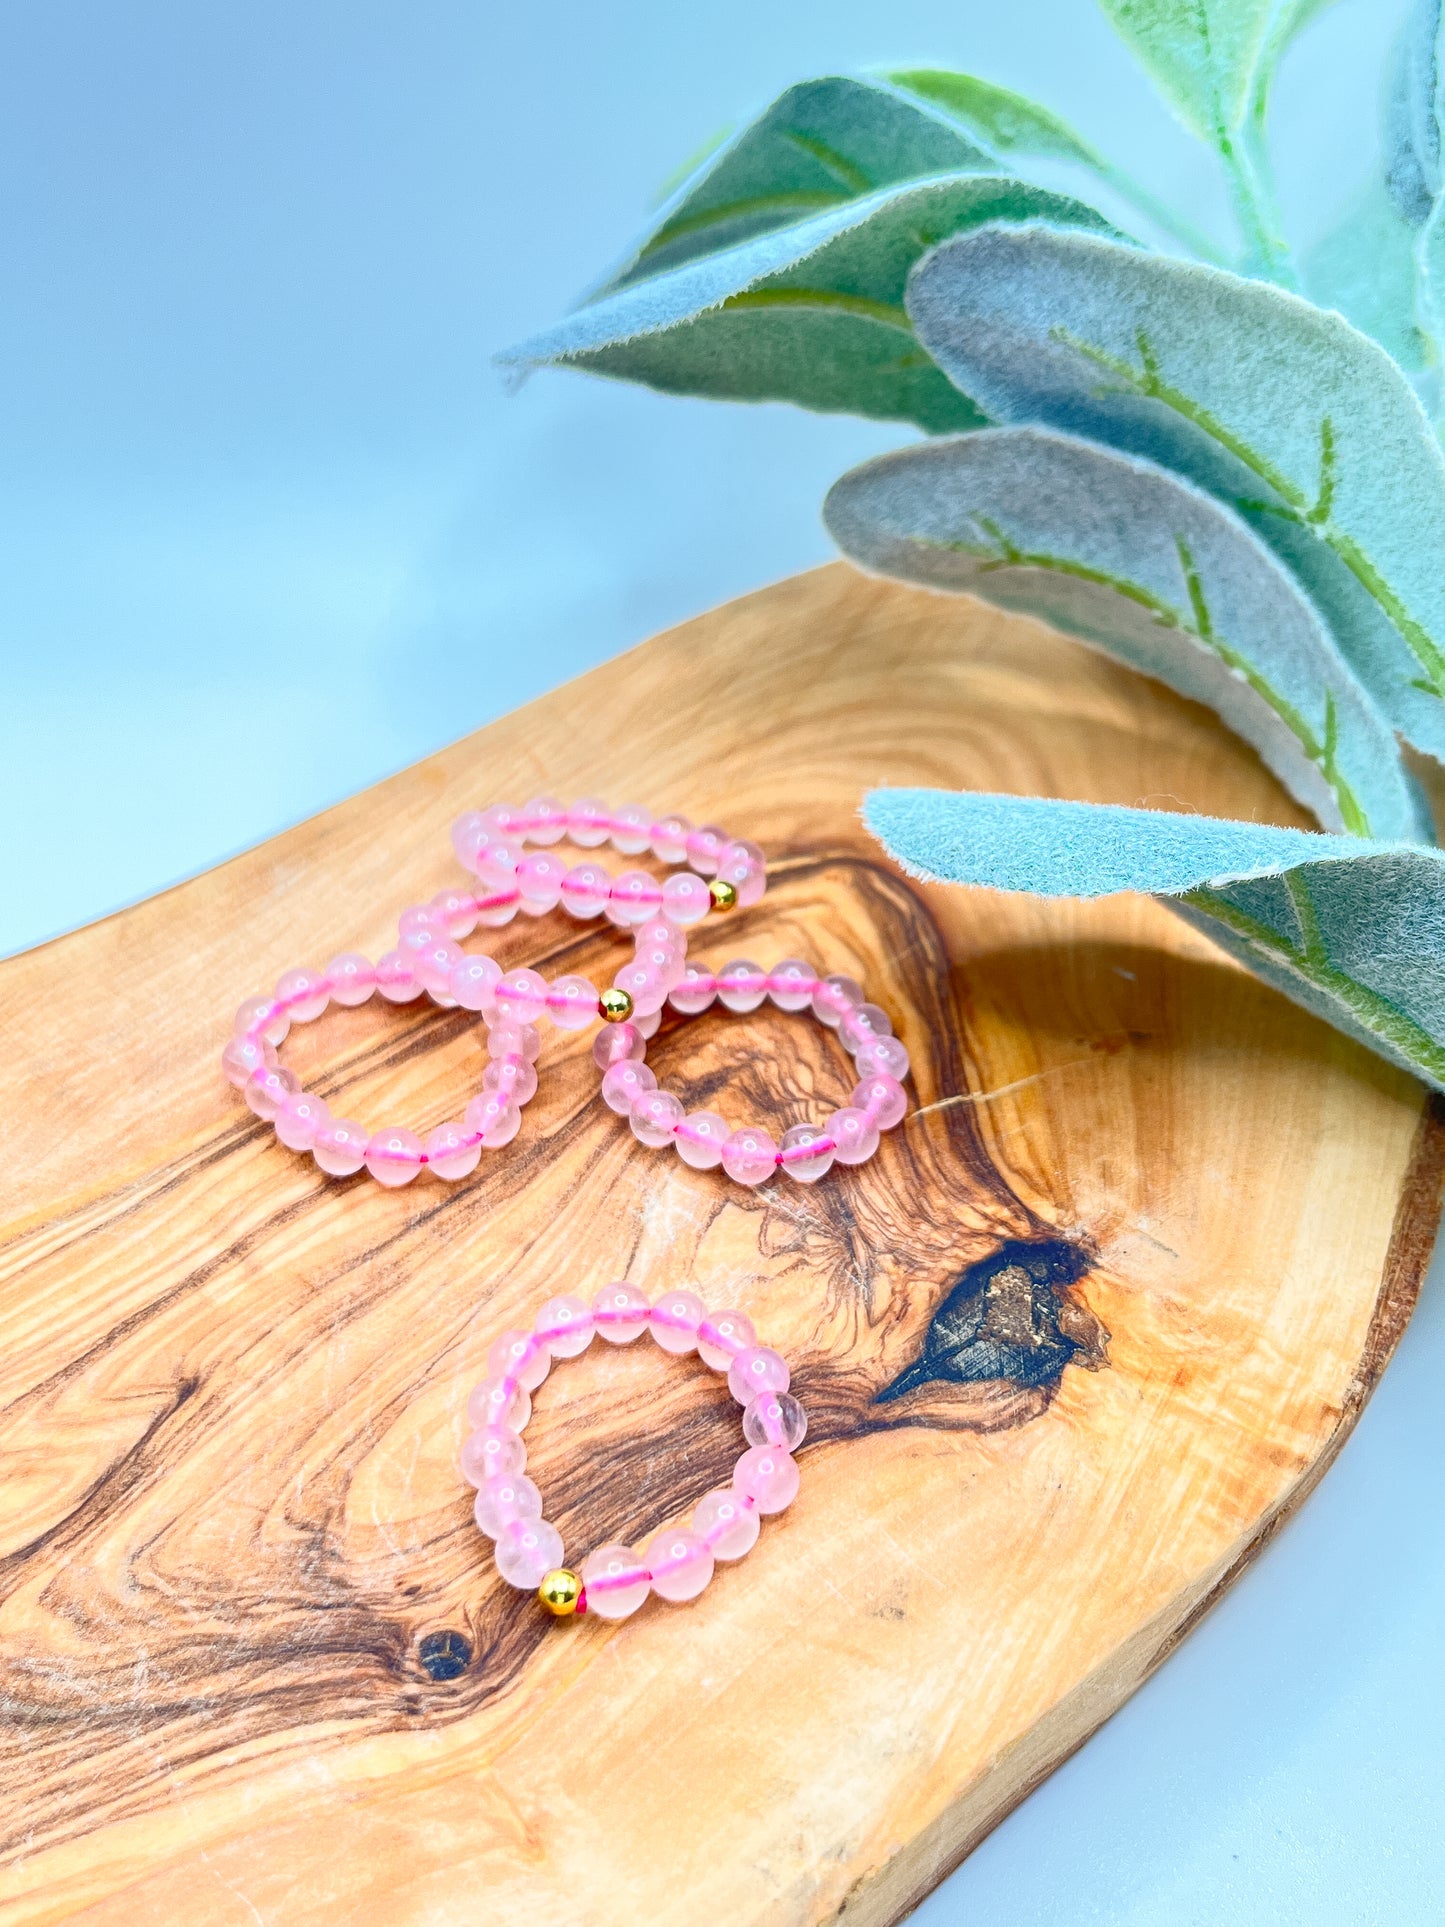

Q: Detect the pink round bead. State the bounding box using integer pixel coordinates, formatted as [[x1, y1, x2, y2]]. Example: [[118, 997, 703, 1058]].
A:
[[494, 967, 548, 1026], [398, 904, 441, 946], [733, 1443, 800, 1515], [487, 1020, 542, 1063], [413, 938, 465, 1001], [715, 853, 766, 909], [767, 959, 818, 1012], [827, 1106, 881, 1165], [630, 1088, 685, 1148], [646, 1527, 714, 1603], [451, 810, 491, 870], [235, 993, 288, 1044], [450, 953, 502, 1013], [495, 1518, 564, 1590], [722, 837, 766, 869], [592, 1281, 651, 1343], [601, 1059, 657, 1114], [716, 959, 768, 1013], [634, 917, 681, 952], [471, 858, 521, 926], [546, 974, 601, 1031], [325, 952, 378, 1006], [661, 871, 711, 927], [811, 973, 865, 1027], [464, 1091, 522, 1148], [668, 965, 717, 1014], [426, 1121, 481, 1182], [567, 796, 612, 847], [743, 1391, 808, 1451], [728, 1346, 791, 1405], [516, 850, 567, 914], [593, 1021, 644, 1069], [838, 1003, 893, 1052], [312, 1115, 369, 1176], [274, 968, 329, 1024], [365, 1126, 426, 1186], [778, 1122, 836, 1184], [720, 1125, 778, 1187], [488, 1328, 551, 1391], [612, 959, 667, 1018], [633, 940, 685, 991], [634, 1006, 662, 1039], [245, 1064, 300, 1121], [522, 795, 568, 844], [480, 802, 525, 837], [610, 803, 654, 855], [648, 1288, 707, 1354], [560, 860, 612, 919], [466, 1374, 531, 1431], [375, 951, 424, 1002], [852, 1074, 908, 1130], [484, 1055, 539, 1108], [651, 813, 693, 864], [459, 1425, 525, 1486], [607, 870, 664, 927], [473, 1473, 543, 1539], [675, 1109, 730, 1171], [696, 1309, 756, 1372], [692, 1487, 761, 1560], [685, 825, 727, 875], [275, 1089, 331, 1152], [535, 1293, 595, 1358], [429, 888, 479, 940], [580, 1543, 650, 1618], [855, 1035, 910, 1082], [221, 1035, 275, 1088]]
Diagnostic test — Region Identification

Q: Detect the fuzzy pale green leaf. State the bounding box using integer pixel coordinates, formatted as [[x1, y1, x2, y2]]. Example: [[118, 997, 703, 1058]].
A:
[[1098, 0, 1285, 141], [882, 69, 1104, 167]]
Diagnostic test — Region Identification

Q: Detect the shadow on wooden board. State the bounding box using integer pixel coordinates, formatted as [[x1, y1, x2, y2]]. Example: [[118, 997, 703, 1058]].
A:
[[1, 564, 1440, 1925]]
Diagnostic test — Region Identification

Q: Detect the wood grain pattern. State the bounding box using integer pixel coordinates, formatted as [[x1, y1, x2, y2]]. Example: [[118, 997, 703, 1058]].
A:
[[0, 563, 1439, 1925]]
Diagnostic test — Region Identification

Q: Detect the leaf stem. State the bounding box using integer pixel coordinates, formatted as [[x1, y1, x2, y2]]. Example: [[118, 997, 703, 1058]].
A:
[[1091, 159, 1230, 266], [1219, 128, 1296, 288]]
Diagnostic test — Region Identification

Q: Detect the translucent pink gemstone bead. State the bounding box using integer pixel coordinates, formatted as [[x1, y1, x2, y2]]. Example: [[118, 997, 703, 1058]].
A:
[[467, 1374, 531, 1430], [779, 1122, 836, 1184], [601, 1059, 656, 1114], [811, 973, 865, 1027], [428, 888, 479, 940], [275, 968, 329, 1023], [696, 1309, 756, 1372], [633, 940, 685, 991], [669, 964, 717, 1014], [630, 1088, 685, 1148], [613, 959, 666, 1017], [647, 1288, 707, 1354], [375, 950, 424, 1002], [634, 917, 682, 952], [450, 953, 502, 1012], [838, 1002, 893, 1051], [451, 809, 491, 870], [686, 825, 727, 875], [325, 952, 378, 1006], [767, 959, 818, 1012], [593, 1021, 644, 1070], [646, 1527, 714, 1603], [487, 1020, 542, 1063], [516, 850, 567, 914], [716, 959, 767, 1013], [426, 1122, 481, 1182], [413, 938, 465, 1001], [546, 974, 601, 1031], [480, 802, 525, 837], [534, 1293, 594, 1357], [852, 1074, 908, 1130], [580, 1543, 650, 1618], [607, 869, 663, 927], [245, 1064, 300, 1121], [222, 1035, 275, 1088], [610, 803, 654, 855], [494, 967, 548, 1025], [592, 1281, 651, 1343], [743, 1391, 808, 1451], [675, 1109, 729, 1170], [472, 857, 521, 926], [560, 860, 612, 919], [365, 1126, 425, 1186], [488, 1328, 551, 1391], [464, 1091, 522, 1148], [495, 1518, 564, 1590], [235, 993, 288, 1044], [715, 852, 766, 909], [661, 871, 711, 927], [728, 1346, 791, 1405], [275, 1090, 331, 1152], [634, 1007, 662, 1039], [567, 796, 612, 847], [854, 1035, 910, 1082], [483, 1055, 539, 1108], [827, 1106, 881, 1165], [522, 794, 568, 844], [651, 813, 693, 864], [312, 1115, 369, 1176], [398, 904, 441, 945], [692, 1487, 760, 1561], [459, 1425, 525, 1486], [473, 1473, 543, 1538], [721, 1125, 777, 1187], [733, 1443, 800, 1515]]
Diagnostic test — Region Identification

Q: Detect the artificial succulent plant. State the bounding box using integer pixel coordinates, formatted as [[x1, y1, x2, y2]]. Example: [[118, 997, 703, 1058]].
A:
[[504, 0, 1445, 1092]]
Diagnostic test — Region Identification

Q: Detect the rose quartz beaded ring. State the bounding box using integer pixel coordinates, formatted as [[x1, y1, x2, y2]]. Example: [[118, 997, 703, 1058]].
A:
[[595, 960, 911, 1185], [461, 1285, 804, 1618]]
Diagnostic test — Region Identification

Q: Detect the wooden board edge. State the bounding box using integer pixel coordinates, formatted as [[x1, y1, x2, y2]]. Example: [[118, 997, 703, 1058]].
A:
[[834, 1090, 1445, 1927]]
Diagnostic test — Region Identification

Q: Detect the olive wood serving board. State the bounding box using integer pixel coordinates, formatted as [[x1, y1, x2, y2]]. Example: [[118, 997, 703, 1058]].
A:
[[1, 564, 1439, 1925]]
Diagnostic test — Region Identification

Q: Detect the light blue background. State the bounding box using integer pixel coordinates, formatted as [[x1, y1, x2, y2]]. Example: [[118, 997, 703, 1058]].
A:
[[3, 3, 1440, 1920]]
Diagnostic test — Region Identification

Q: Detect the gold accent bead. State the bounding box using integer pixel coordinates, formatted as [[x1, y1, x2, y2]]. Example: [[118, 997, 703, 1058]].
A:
[[599, 986, 634, 1024], [538, 1568, 583, 1616], [708, 877, 739, 913]]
